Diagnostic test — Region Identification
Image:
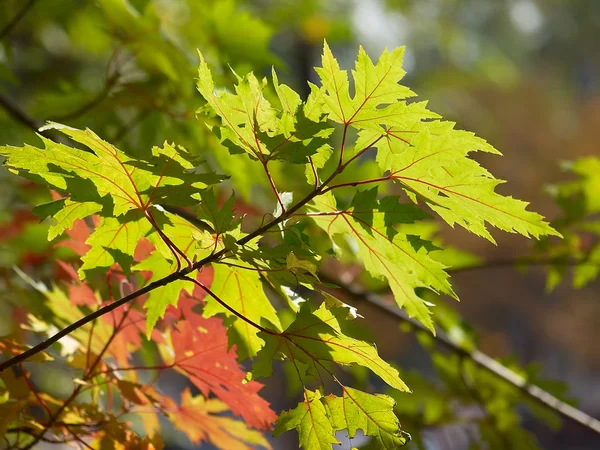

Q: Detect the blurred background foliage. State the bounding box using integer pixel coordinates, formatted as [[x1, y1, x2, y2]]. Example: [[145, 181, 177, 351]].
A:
[[1, 0, 599, 449]]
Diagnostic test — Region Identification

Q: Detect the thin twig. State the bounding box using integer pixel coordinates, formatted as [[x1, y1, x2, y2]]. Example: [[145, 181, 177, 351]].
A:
[[0, 0, 38, 40], [448, 255, 600, 274], [112, 109, 150, 144], [49, 82, 115, 123], [0, 93, 50, 137], [308, 156, 319, 189], [263, 161, 286, 213], [183, 276, 276, 335]]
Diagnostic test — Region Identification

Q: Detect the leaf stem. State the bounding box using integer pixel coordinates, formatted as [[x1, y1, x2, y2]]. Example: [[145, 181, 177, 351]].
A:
[[145, 209, 192, 270], [263, 162, 286, 213], [183, 276, 277, 335], [321, 174, 393, 194], [337, 123, 349, 168], [308, 155, 319, 189], [339, 133, 386, 170]]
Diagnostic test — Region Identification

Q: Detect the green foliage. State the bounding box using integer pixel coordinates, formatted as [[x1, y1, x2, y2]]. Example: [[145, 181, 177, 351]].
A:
[[251, 301, 409, 392], [0, 7, 593, 447], [308, 189, 453, 332], [209, 263, 282, 359], [538, 157, 600, 290], [275, 389, 339, 450], [324, 387, 409, 448]]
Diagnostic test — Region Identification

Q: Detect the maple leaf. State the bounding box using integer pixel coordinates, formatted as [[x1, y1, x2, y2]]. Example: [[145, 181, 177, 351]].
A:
[[159, 316, 277, 430], [135, 242, 218, 336], [165, 388, 272, 450], [56, 261, 98, 307], [311, 42, 422, 129], [0, 338, 53, 363], [0, 124, 220, 278], [274, 389, 339, 450], [32, 262, 147, 366], [54, 213, 95, 257], [103, 301, 147, 366], [373, 122, 561, 242], [252, 301, 409, 392], [206, 263, 282, 359], [323, 386, 409, 448], [80, 212, 152, 277], [275, 387, 408, 450], [34, 197, 102, 241], [116, 380, 162, 437], [300, 41, 559, 243], [197, 53, 332, 166], [195, 188, 239, 235], [307, 189, 453, 332], [135, 251, 195, 336]]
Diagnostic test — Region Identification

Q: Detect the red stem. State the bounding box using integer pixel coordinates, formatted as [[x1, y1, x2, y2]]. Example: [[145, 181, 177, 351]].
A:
[[308, 155, 319, 189], [340, 134, 386, 170], [337, 123, 349, 168], [262, 162, 286, 213], [321, 174, 394, 194], [183, 276, 277, 335], [145, 209, 192, 270]]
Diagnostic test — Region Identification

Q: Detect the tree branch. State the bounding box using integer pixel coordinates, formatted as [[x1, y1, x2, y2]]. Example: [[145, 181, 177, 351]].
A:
[[48, 81, 115, 123], [318, 272, 600, 436], [0, 93, 51, 138], [448, 255, 600, 275], [0, 159, 345, 373], [0, 0, 38, 40]]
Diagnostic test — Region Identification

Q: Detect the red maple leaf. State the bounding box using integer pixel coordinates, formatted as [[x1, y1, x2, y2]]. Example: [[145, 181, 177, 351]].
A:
[[56, 260, 98, 307], [164, 317, 276, 430], [164, 388, 271, 449]]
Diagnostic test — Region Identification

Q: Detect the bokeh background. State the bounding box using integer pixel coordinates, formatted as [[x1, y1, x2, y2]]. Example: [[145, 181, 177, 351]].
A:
[[1, 0, 599, 449]]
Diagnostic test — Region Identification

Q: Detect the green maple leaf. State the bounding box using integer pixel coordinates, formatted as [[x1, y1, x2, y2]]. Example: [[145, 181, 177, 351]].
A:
[[147, 208, 214, 263], [206, 263, 282, 359], [34, 198, 102, 241], [309, 42, 434, 130], [372, 122, 561, 242], [251, 301, 409, 392], [195, 189, 239, 235], [307, 189, 453, 332], [0, 124, 220, 280], [324, 387, 408, 448], [197, 53, 332, 167], [80, 212, 152, 278], [304, 42, 559, 243], [135, 251, 193, 336], [274, 389, 339, 450]]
